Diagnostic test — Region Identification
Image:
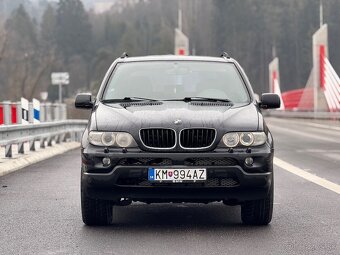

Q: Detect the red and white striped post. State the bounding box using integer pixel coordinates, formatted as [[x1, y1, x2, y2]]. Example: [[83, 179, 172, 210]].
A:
[[312, 24, 329, 112], [0, 104, 3, 125]]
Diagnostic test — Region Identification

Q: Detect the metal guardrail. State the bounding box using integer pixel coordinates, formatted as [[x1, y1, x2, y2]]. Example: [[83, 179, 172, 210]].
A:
[[0, 120, 87, 158], [263, 110, 340, 120]]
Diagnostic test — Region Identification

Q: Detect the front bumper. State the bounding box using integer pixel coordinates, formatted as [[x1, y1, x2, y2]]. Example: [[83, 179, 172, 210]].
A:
[[81, 145, 273, 203]]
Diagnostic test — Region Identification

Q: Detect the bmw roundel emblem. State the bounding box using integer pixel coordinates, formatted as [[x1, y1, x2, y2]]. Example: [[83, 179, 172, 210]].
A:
[[174, 119, 182, 125]]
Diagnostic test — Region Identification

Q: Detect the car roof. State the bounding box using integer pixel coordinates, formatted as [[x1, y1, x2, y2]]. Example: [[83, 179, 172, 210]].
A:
[[117, 55, 236, 63]]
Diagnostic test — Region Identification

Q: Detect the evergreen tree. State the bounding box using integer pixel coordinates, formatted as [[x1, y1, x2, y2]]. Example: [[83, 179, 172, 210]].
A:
[[40, 4, 57, 50], [56, 0, 92, 58], [5, 4, 37, 51], [4, 4, 38, 98]]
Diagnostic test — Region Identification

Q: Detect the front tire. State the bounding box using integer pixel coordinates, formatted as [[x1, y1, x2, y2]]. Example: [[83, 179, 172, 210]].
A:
[[241, 180, 273, 225], [81, 181, 113, 226]]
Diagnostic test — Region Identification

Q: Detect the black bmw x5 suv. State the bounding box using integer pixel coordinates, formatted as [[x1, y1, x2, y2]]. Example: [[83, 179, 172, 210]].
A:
[[75, 54, 280, 226]]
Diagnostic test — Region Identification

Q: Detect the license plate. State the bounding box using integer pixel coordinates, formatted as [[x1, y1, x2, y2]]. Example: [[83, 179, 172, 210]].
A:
[[148, 168, 207, 182]]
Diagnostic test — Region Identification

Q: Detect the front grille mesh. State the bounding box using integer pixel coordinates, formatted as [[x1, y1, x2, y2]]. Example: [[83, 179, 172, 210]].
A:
[[140, 128, 176, 148], [120, 177, 239, 187], [119, 158, 172, 166], [180, 128, 216, 148], [184, 158, 238, 166], [117, 157, 238, 167]]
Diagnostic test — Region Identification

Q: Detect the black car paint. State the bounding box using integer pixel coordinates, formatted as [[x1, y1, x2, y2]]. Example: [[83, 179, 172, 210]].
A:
[[79, 55, 274, 204]]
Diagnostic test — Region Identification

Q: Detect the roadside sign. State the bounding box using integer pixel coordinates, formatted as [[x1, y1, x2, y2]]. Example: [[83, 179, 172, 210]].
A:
[[51, 72, 69, 85], [51, 72, 69, 103], [33, 99, 40, 124]]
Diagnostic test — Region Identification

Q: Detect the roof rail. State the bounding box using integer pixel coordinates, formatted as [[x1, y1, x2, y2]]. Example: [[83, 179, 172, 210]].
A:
[[120, 52, 129, 58], [220, 52, 231, 59]]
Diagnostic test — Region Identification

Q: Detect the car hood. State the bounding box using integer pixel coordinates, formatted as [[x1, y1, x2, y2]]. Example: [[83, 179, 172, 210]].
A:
[[93, 101, 260, 133]]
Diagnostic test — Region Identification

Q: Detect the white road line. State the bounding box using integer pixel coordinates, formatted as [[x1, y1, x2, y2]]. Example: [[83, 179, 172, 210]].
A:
[[274, 157, 340, 195]]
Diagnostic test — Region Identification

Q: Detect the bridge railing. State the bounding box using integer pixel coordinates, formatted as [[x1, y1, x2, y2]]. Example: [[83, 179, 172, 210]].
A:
[[0, 120, 87, 158]]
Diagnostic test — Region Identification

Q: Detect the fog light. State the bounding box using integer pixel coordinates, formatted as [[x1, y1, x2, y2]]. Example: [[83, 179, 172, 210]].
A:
[[245, 157, 253, 166], [102, 157, 111, 166]]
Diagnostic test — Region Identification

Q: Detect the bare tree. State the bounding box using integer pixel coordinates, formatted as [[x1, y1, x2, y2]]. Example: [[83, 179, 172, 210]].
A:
[[28, 50, 56, 99], [0, 25, 7, 63]]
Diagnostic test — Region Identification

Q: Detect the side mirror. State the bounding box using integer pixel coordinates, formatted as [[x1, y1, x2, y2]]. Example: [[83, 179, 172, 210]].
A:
[[260, 93, 281, 109], [75, 93, 93, 109]]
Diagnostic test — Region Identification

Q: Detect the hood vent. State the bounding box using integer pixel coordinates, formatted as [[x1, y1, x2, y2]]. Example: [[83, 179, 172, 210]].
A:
[[120, 101, 163, 108], [189, 101, 233, 107]]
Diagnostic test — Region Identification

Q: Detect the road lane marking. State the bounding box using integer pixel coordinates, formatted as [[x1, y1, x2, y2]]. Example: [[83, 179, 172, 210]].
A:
[[274, 157, 340, 195]]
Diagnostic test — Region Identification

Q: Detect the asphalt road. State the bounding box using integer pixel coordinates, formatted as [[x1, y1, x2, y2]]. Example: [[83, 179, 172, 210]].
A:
[[0, 117, 339, 255]]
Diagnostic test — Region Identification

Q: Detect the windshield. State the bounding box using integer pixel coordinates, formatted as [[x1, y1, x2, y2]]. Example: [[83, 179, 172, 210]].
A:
[[102, 61, 250, 103]]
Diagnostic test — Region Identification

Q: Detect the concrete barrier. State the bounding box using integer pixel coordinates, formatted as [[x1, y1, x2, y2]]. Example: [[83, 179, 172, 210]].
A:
[[263, 110, 340, 120]]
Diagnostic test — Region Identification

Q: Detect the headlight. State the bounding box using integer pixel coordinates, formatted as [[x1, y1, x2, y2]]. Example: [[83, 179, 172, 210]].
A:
[[252, 132, 267, 146], [88, 132, 103, 146], [88, 131, 137, 148], [221, 132, 267, 147], [116, 133, 134, 147], [101, 132, 116, 146], [222, 133, 239, 148], [240, 132, 254, 146]]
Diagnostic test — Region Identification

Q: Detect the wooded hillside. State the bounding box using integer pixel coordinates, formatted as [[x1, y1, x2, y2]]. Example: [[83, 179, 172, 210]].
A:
[[0, 0, 340, 101]]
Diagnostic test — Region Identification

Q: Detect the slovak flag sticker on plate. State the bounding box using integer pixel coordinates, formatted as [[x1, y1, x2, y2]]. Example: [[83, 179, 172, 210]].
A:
[[148, 168, 155, 181]]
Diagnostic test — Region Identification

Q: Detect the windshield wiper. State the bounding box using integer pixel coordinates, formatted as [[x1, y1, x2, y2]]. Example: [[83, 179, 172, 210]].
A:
[[182, 97, 232, 103], [123, 97, 159, 101], [101, 97, 159, 103]]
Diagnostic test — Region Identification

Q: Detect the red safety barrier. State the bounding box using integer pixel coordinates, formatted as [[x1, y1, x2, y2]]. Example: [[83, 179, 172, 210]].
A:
[[0, 104, 3, 125], [11, 104, 17, 124], [281, 88, 314, 111]]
